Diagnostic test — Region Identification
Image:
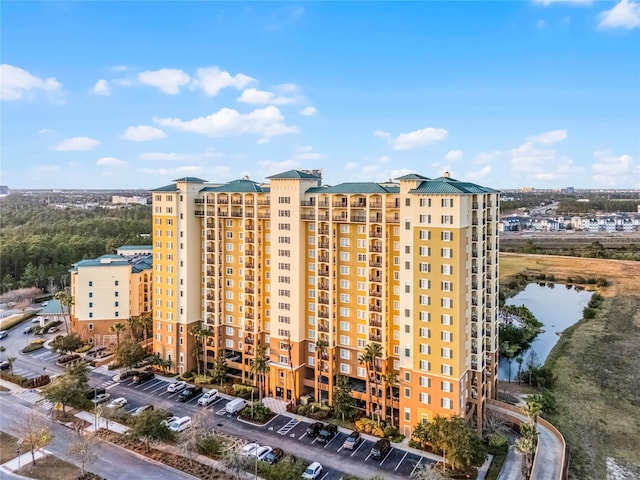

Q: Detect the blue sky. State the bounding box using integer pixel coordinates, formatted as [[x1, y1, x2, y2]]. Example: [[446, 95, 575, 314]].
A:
[[1, 1, 639, 190]]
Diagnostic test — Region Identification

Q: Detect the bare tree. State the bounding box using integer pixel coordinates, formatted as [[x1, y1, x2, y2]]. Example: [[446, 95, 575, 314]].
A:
[[68, 430, 100, 476], [221, 444, 248, 480], [19, 414, 54, 466], [410, 463, 447, 480]]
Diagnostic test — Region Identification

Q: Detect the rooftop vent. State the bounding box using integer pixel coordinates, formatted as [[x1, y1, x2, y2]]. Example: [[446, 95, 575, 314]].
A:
[[443, 171, 451, 178]]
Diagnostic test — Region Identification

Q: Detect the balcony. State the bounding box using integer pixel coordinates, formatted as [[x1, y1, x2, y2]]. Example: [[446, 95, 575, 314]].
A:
[[369, 276, 382, 282], [318, 297, 329, 305], [369, 216, 383, 223], [318, 228, 329, 235], [351, 215, 367, 223], [195, 210, 204, 216], [245, 300, 254, 307], [369, 290, 382, 298], [332, 201, 348, 208], [386, 215, 399, 223], [244, 347, 255, 356], [245, 262, 255, 269], [370, 245, 382, 252], [318, 323, 329, 333], [318, 255, 330, 263], [217, 199, 229, 205], [301, 214, 316, 221], [386, 202, 400, 208], [257, 200, 270, 206], [370, 202, 383, 208], [257, 213, 270, 219], [245, 275, 254, 281], [369, 231, 382, 238], [318, 271, 329, 277], [245, 336, 254, 345], [318, 201, 330, 208], [369, 261, 382, 267], [245, 312, 254, 319], [301, 200, 316, 207], [318, 282, 329, 291], [318, 241, 330, 249], [369, 319, 382, 327], [369, 305, 382, 312], [369, 334, 382, 342], [318, 311, 329, 319]]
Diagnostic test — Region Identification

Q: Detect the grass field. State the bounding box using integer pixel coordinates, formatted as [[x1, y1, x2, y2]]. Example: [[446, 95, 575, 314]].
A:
[[499, 254, 640, 480]]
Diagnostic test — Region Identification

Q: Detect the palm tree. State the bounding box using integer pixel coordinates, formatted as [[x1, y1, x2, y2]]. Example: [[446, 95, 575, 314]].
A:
[[54, 290, 73, 334], [137, 313, 152, 352], [382, 371, 399, 427], [315, 338, 329, 403], [250, 344, 270, 400], [6, 357, 16, 375], [359, 342, 383, 421], [285, 333, 298, 407], [200, 326, 214, 372], [515, 423, 537, 476], [0, 345, 5, 360], [127, 316, 140, 340], [189, 325, 204, 376], [110, 322, 126, 349], [523, 394, 544, 426]]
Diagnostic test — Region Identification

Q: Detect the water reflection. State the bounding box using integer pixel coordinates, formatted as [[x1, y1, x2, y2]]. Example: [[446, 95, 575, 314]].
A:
[[498, 283, 592, 381]]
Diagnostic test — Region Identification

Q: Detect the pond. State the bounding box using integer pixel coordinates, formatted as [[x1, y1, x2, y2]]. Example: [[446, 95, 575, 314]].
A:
[[498, 282, 593, 381]]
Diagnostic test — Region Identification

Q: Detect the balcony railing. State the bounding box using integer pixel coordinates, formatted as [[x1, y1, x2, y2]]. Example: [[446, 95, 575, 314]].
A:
[[369, 305, 382, 312]]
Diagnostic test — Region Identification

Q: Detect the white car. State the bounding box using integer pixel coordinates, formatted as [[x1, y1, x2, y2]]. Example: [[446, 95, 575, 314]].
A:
[[254, 446, 273, 461], [302, 462, 323, 479], [168, 416, 192, 432], [167, 381, 188, 393], [240, 442, 261, 457], [197, 389, 219, 406], [92, 393, 111, 405], [106, 397, 128, 409], [162, 415, 180, 427]]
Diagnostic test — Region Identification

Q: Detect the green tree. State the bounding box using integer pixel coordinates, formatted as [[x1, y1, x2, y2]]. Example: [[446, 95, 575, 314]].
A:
[[42, 374, 85, 414], [332, 375, 354, 421], [315, 338, 329, 403], [210, 351, 228, 386], [19, 414, 54, 466], [0, 345, 5, 360], [426, 415, 487, 472], [67, 431, 99, 476], [249, 344, 270, 400], [523, 394, 544, 426], [51, 333, 84, 354], [411, 419, 430, 450], [127, 409, 176, 453], [110, 322, 126, 349], [410, 463, 447, 480], [189, 324, 204, 376], [516, 423, 538, 477], [358, 342, 382, 421], [382, 371, 399, 427], [137, 313, 153, 352], [54, 289, 74, 334], [5, 357, 16, 375], [114, 338, 146, 370]]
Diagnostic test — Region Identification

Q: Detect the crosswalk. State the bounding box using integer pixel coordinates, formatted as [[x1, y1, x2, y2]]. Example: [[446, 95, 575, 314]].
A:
[[92, 365, 121, 377], [30, 350, 59, 362], [13, 390, 55, 411]]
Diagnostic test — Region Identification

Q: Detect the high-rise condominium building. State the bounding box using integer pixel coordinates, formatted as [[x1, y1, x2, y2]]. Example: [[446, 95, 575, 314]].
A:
[[151, 170, 499, 433], [69, 246, 152, 345]]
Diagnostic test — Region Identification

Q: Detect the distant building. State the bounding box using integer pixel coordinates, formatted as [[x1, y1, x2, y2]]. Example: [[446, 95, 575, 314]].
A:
[[112, 195, 148, 205], [69, 246, 152, 346], [0, 186, 9, 197]]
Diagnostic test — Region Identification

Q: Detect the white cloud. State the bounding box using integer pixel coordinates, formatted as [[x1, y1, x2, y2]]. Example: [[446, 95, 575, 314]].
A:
[[534, 0, 591, 5], [510, 141, 582, 180], [111, 65, 129, 72], [345, 162, 358, 170], [445, 150, 464, 162], [299, 106, 317, 116], [373, 130, 391, 138], [592, 151, 637, 186], [51, 136, 100, 151], [122, 125, 167, 142], [192, 67, 254, 96], [113, 79, 133, 87], [392, 127, 448, 151], [526, 129, 568, 145], [274, 83, 299, 94], [93, 79, 110, 96], [138, 68, 191, 94], [137, 165, 208, 177], [155, 106, 298, 142], [292, 146, 324, 161], [466, 166, 492, 181], [598, 0, 640, 29], [38, 128, 52, 135], [0, 64, 62, 101], [475, 150, 502, 163], [140, 152, 186, 161], [96, 157, 126, 167], [257, 159, 299, 176], [237, 88, 302, 105]]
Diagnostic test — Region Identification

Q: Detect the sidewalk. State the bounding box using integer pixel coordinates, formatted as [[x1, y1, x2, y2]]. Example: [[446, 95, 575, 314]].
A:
[[0, 450, 47, 473], [74, 411, 129, 434]]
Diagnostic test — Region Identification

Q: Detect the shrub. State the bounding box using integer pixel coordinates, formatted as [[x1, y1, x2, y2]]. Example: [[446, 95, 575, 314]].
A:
[[355, 417, 385, 437], [546, 274, 555, 281], [240, 402, 274, 423], [383, 425, 398, 437], [297, 405, 309, 416], [0, 372, 27, 386], [197, 435, 223, 458], [596, 277, 608, 287], [583, 307, 597, 319], [181, 371, 194, 380], [56, 354, 81, 366], [22, 375, 50, 388], [589, 293, 604, 309], [586, 277, 597, 285], [232, 383, 257, 399], [21, 343, 44, 353], [76, 344, 93, 353], [488, 432, 508, 447]]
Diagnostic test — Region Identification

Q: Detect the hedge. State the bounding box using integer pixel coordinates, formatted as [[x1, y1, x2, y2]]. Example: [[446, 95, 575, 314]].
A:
[[22, 343, 45, 353], [0, 372, 47, 388]]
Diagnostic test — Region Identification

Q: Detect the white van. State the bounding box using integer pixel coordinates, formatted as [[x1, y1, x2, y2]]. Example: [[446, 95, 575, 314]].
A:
[[225, 398, 247, 415], [198, 389, 219, 406]]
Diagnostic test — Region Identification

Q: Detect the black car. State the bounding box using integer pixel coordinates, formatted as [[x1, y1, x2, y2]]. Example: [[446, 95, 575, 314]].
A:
[[178, 385, 203, 402], [370, 438, 391, 459], [263, 447, 283, 464], [132, 371, 154, 385], [317, 424, 338, 443], [0, 361, 10, 371], [85, 387, 106, 400], [119, 370, 137, 381], [306, 422, 324, 438], [342, 431, 362, 450]]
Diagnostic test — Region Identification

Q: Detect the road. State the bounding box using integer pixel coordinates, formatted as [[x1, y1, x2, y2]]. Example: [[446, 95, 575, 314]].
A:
[[0, 395, 197, 480], [497, 430, 524, 480], [489, 403, 563, 480]]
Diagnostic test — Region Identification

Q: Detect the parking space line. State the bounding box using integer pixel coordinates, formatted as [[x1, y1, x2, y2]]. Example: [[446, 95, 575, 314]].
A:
[[395, 451, 408, 471], [410, 457, 423, 477], [148, 383, 167, 394], [298, 432, 307, 440], [167, 392, 179, 399], [364, 452, 373, 461], [141, 380, 162, 390], [351, 440, 366, 457], [185, 394, 203, 404], [337, 446, 344, 453], [319, 473, 329, 480], [380, 448, 393, 466], [207, 398, 222, 408], [324, 435, 339, 449]]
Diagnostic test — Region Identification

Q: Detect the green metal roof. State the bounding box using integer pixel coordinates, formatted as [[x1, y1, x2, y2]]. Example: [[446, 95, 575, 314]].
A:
[[395, 173, 430, 181], [118, 245, 152, 251], [70, 253, 153, 273], [266, 169, 320, 180], [151, 184, 179, 192], [200, 179, 267, 193], [411, 176, 498, 194], [306, 183, 400, 194], [172, 177, 207, 183]]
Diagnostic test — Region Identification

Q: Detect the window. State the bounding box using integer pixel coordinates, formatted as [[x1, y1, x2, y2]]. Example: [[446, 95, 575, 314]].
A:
[[441, 381, 453, 392], [308, 357, 315, 366], [88, 281, 93, 287], [339, 321, 350, 331], [419, 279, 430, 289], [419, 246, 430, 257], [419, 328, 430, 338], [441, 198, 453, 207], [88, 302, 93, 308], [339, 252, 349, 261], [115, 301, 119, 307], [419, 230, 430, 240], [441, 331, 452, 342], [89, 312, 93, 318], [441, 348, 452, 359], [114, 280, 119, 286], [404, 387, 411, 398], [441, 314, 452, 325], [404, 408, 411, 422], [340, 349, 351, 359], [441, 247, 453, 258], [340, 364, 350, 374], [419, 295, 430, 306], [419, 198, 431, 207], [442, 264, 452, 275], [278, 196, 290, 204], [89, 292, 93, 298], [420, 376, 430, 387], [339, 238, 350, 247], [357, 367, 366, 377], [441, 215, 453, 224], [339, 335, 350, 346], [441, 364, 452, 375], [225, 339, 234, 348], [441, 298, 453, 308], [419, 393, 430, 404], [441, 398, 453, 409], [441, 281, 452, 292], [88, 323, 93, 331], [419, 263, 430, 273], [419, 214, 431, 224], [419, 360, 430, 371], [441, 231, 452, 241], [419, 344, 430, 354]]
